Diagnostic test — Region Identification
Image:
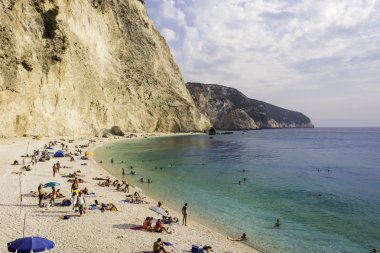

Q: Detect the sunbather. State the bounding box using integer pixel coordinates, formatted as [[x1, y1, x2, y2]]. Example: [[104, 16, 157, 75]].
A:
[[155, 219, 172, 234], [143, 217, 154, 231], [228, 233, 247, 241], [153, 238, 169, 253]]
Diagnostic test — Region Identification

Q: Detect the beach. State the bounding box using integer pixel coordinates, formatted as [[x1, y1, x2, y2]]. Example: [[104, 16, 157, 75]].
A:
[[0, 135, 257, 253]]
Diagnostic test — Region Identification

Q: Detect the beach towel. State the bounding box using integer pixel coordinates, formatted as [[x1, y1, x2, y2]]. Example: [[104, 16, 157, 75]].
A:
[[84, 194, 98, 197], [130, 226, 145, 231], [163, 242, 173, 246], [88, 206, 98, 210]]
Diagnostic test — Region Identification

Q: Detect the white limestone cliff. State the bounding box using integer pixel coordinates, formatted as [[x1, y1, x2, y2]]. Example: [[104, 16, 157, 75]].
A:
[[0, 0, 210, 136]]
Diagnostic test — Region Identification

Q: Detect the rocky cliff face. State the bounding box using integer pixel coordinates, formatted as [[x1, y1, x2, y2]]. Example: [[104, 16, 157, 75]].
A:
[[0, 0, 210, 136], [186, 83, 314, 130]]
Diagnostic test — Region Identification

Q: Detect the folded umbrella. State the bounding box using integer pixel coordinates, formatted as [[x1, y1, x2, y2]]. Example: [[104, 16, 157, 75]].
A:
[[149, 206, 167, 216]]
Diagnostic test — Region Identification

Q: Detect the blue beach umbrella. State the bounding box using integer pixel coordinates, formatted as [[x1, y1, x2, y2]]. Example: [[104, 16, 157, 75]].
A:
[[7, 236, 55, 252], [43, 182, 60, 188]]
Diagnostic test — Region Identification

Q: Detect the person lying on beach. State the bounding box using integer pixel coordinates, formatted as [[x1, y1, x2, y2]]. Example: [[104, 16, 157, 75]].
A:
[[162, 216, 178, 224], [66, 172, 80, 178], [21, 165, 32, 171], [31, 190, 48, 198], [91, 200, 100, 206], [143, 217, 154, 231], [125, 196, 148, 204], [158, 202, 169, 214], [100, 203, 118, 212], [228, 233, 247, 241], [68, 178, 87, 183], [12, 160, 19, 165], [97, 179, 111, 187], [201, 245, 212, 253], [153, 238, 169, 253], [155, 219, 172, 234], [92, 177, 108, 180]]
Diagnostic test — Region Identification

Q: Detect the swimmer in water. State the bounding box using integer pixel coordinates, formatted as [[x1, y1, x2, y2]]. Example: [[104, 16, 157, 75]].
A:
[[274, 219, 280, 228]]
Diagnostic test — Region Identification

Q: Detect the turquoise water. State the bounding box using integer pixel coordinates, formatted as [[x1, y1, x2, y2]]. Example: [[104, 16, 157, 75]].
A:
[[94, 128, 380, 253]]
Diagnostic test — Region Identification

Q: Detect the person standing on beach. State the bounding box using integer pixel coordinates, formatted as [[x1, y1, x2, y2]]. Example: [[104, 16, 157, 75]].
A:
[[75, 191, 86, 216], [122, 168, 125, 176], [38, 184, 43, 207], [50, 187, 56, 207], [71, 177, 79, 197], [182, 203, 188, 226], [52, 164, 56, 177]]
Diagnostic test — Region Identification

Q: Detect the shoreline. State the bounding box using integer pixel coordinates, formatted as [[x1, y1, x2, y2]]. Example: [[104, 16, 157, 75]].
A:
[[90, 133, 259, 252], [0, 135, 259, 253]]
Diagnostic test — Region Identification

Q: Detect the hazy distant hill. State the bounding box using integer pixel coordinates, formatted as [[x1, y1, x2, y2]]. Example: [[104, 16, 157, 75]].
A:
[[186, 82, 313, 130]]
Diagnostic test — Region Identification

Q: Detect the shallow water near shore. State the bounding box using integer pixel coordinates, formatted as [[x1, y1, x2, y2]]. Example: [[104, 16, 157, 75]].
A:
[[94, 128, 380, 253]]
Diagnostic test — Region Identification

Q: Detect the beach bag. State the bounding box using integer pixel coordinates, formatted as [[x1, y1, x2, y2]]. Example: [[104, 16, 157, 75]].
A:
[[62, 199, 72, 206], [192, 245, 203, 253]]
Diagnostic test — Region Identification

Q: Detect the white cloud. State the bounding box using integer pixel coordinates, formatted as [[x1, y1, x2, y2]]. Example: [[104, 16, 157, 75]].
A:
[[161, 28, 178, 42], [146, 0, 380, 126]]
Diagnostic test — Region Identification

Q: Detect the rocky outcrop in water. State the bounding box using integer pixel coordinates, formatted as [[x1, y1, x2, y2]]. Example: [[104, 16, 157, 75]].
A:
[[0, 0, 210, 136], [186, 83, 314, 130]]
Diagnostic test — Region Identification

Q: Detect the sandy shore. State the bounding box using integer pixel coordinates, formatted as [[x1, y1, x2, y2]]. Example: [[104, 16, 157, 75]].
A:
[[0, 135, 258, 253]]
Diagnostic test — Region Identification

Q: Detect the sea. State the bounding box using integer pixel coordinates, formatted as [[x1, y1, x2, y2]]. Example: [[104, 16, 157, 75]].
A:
[[94, 128, 380, 253]]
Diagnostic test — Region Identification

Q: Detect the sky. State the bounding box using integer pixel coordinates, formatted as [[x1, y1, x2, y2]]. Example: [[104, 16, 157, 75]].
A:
[[145, 0, 380, 127]]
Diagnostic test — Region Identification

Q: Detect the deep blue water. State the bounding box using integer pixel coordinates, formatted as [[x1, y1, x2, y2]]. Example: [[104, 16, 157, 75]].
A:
[[94, 128, 380, 253]]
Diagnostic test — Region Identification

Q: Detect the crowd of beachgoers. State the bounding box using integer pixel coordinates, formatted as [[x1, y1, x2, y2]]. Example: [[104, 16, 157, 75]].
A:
[[0, 136, 256, 253]]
